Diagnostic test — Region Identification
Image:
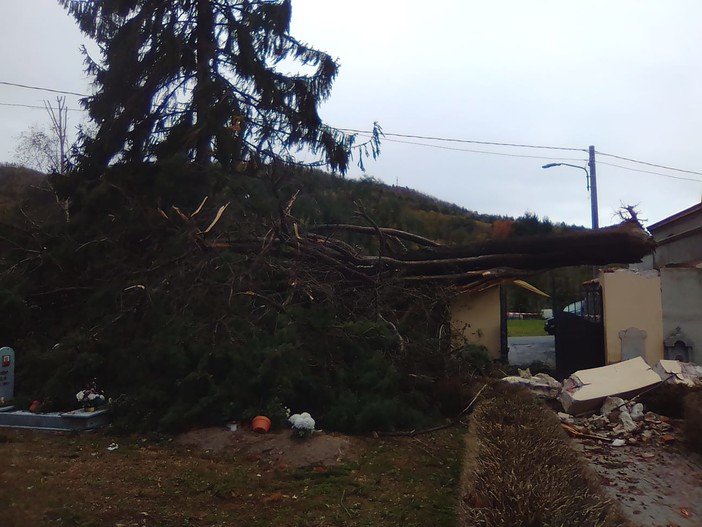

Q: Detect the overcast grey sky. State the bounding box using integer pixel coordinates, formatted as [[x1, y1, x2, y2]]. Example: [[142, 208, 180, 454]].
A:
[[1, 1, 701, 227]]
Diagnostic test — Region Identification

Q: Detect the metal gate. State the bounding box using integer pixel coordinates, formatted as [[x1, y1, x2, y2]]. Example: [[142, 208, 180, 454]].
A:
[[555, 282, 604, 379]]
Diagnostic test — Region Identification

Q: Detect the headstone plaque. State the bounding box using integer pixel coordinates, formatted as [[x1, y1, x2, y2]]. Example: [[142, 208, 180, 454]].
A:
[[0, 347, 15, 402], [619, 328, 647, 361]]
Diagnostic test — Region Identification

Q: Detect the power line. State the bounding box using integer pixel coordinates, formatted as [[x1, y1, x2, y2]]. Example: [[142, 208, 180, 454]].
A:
[[341, 127, 587, 152], [596, 150, 702, 178], [355, 131, 702, 183], [0, 81, 87, 98], [2, 78, 700, 180], [0, 101, 85, 112], [353, 133, 588, 163], [342, 128, 702, 177], [597, 161, 702, 183]]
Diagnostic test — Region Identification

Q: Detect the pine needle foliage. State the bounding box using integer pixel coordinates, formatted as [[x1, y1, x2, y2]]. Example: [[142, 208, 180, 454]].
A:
[[59, 0, 380, 176]]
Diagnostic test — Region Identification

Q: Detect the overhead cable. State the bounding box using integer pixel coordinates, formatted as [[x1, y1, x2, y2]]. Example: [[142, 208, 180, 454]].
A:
[[342, 128, 702, 178], [2, 79, 700, 180], [0, 81, 87, 98], [0, 101, 85, 112], [597, 161, 702, 183], [341, 128, 587, 152], [353, 133, 588, 163], [596, 150, 702, 178]]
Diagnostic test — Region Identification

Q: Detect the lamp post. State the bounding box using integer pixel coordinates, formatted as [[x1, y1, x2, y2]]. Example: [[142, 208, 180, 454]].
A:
[[542, 145, 599, 229]]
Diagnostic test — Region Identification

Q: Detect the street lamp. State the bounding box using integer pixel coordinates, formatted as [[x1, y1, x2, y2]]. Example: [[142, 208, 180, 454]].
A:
[[542, 146, 599, 229]]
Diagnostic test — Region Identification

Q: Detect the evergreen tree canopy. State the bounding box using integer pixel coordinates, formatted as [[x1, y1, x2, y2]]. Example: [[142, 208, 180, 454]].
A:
[[60, 0, 380, 176]]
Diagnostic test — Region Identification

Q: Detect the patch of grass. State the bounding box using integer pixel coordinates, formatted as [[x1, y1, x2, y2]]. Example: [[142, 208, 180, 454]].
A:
[[0, 427, 464, 527], [507, 318, 547, 337]]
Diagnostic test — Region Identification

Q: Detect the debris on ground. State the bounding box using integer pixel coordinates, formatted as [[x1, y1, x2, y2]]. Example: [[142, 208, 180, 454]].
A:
[[500, 368, 561, 399], [572, 425, 702, 527], [559, 387, 702, 526], [560, 357, 663, 414], [558, 399, 680, 446]]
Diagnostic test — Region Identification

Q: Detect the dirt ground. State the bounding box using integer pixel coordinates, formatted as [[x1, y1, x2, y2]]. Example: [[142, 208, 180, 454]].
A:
[[573, 426, 702, 527], [175, 427, 363, 468]]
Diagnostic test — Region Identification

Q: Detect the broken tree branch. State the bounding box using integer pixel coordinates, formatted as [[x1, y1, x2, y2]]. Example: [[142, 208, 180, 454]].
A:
[[310, 223, 442, 247]]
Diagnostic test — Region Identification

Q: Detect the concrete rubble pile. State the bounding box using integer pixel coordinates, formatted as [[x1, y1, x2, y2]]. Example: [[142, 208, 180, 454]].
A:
[[556, 357, 702, 448], [559, 357, 702, 414], [500, 368, 562, 400], [558, 396, 679, 447], [500, 357, 701, 449]]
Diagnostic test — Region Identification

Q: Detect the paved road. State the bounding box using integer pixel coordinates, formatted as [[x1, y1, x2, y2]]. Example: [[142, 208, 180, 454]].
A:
[[508, 336, 555, 367]]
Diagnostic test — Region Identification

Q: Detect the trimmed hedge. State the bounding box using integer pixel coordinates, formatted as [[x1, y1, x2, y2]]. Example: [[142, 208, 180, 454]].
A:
[[461, 385, 628, 527], [684, 391, 702, 454]]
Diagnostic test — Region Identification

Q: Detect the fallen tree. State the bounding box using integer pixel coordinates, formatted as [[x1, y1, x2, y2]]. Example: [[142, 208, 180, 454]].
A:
[[207, 209, 654, 290], [0, 165, 655, 433]]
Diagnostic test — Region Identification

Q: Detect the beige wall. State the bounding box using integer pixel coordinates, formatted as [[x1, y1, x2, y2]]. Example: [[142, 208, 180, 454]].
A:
[[601, 269, 664, 364], [449, 286, 501, 360]]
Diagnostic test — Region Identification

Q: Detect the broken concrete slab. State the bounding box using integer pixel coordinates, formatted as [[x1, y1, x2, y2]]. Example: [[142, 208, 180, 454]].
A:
[[560, 357, 662, 415], [653, 359, 702, 387], [501, 371, 561, 399]]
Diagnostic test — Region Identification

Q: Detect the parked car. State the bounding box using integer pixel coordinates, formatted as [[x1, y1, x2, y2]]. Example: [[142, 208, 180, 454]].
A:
[[544, 300, 585, 335], [544, 317, 556, 335]]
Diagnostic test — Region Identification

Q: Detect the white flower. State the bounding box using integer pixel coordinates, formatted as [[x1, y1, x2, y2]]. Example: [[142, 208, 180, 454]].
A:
[[288, 412, 315, 431], [76, 387, 105, 404]]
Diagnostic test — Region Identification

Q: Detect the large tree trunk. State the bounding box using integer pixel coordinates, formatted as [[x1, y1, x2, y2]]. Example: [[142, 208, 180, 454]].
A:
[[194, 0, 215, 163]]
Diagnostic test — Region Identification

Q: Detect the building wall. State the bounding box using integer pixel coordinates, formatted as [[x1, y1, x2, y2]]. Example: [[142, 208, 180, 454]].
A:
[[652, 230, 702, 268], [450, 286, 501, 360], [648, 202, 702, 268], [601, 269, 664, 364], [650, 204, 702, 240], [660, 267, 702, 364]]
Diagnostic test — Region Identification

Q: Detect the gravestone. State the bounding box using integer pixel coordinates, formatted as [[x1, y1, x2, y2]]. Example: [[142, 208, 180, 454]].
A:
[[0, 347, 15, 402], [664, 327, 693, 362], [619, 328, 647, 361]]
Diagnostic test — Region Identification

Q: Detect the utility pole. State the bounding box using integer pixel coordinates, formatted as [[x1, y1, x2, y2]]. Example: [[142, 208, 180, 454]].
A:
[[588, 145, 599, 229], [543, 145, 599, 229]]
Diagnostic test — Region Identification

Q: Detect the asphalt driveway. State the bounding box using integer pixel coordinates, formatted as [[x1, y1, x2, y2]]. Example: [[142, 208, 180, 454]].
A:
[[508, 336, 555, 367]]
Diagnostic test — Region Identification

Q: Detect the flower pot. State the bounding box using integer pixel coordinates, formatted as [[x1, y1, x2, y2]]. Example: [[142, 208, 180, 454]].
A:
[[84, 406, 96, 413], [252, 415, 271, 433]]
